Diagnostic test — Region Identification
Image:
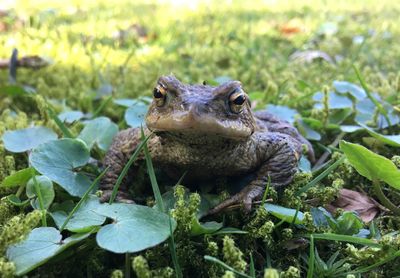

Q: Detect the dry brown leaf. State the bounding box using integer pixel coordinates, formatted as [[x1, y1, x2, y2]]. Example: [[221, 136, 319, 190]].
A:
[[326, 188, 381, 223], [279, 19, 305, 35]]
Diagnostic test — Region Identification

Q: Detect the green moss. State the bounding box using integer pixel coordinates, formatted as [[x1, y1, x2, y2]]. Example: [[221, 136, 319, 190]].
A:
[[0, 210, 42, 254], [171, 185, 200, 236], [221, 270, 235, 278], [280, 266, 301, 278], [132, 255, 152, 278], [110, 269, 123, 278], [263, 268, 279, 278], [0, 257, 15, 278], [222, 236, 247, 273]]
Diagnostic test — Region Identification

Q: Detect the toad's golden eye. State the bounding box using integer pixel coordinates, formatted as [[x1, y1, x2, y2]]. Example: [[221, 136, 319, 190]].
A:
[[229, 89, 246, 113], [153, 84, 167, 106]]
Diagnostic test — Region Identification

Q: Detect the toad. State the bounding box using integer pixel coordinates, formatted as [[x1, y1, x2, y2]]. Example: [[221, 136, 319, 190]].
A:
[[100, 75, 314, 214]]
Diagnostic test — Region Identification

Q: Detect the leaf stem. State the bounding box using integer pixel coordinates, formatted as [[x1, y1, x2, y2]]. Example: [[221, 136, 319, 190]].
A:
[[125, 253, 131, 278], [15, 184, 25, 198], [32, 176, 47, 227], [306, 235, 314, 278], [61, 167, 109, 231], [372, 179, 400, 215]]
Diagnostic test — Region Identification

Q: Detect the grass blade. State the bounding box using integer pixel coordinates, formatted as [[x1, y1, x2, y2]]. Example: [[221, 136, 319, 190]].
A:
[[204, 255, 252, 278], [296, 156, 345, 196], [140, 127, 182, 277], [92, 95, 113, 118], [61, 167, 109, 231], [141, 127, 164, 212], [306, 235, 315, 278], [249, 253, 255, 278], [109, 133, 151, 204], [47, 107, 74, 138], [349, 250, 400, 274], [32, 175, 47, 227], [353, 65, 391, 127], [168, 213, 182, 278], [308, 233, 381, 248]]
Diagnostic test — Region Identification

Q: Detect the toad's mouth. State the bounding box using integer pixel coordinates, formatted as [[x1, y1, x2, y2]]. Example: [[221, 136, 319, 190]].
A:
[[145, 111, 253, 139]]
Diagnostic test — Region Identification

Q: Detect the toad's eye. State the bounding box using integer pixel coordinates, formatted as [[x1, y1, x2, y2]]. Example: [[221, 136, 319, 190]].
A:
[[153, 84, 167, 106], [229, 89, 247, 113]]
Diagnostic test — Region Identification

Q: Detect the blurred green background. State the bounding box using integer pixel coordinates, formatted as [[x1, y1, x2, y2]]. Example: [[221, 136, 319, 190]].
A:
[[1, 0, 399, 110]]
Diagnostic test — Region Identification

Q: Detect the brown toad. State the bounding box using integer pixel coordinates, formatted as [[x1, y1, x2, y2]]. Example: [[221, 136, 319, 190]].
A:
[[100, 75, 314, 213]]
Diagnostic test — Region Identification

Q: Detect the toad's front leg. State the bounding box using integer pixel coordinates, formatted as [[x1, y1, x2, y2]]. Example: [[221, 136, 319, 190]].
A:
[[208, 132, 300, 215], [99, 128, 141, 203]]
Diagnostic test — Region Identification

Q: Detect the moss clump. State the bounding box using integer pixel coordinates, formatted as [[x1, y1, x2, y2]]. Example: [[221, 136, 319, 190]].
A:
[[170, 185, 201, 236], [280, 266, 301, 278], [221, 270, 235, 278], [0, 209, 42, 278], [110, 269, 123, 278], [264, 268, 279, 278], [222, 236, 247, 273], [132, 255, 173, 278]]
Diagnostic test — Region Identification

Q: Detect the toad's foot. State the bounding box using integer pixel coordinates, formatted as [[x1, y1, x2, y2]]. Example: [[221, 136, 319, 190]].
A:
[[99, 190, 135, 204], [207, 185, 264, 215]]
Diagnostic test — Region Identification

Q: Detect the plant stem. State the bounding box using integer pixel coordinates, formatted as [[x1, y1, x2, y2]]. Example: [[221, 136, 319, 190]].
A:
[[15, 184, 25, 198], [372, 179, 400, 215], [33, 176, 47, 227], [306, 235, 315, 278], [61, 167, 109, 231], [125, 253, 131, 278]]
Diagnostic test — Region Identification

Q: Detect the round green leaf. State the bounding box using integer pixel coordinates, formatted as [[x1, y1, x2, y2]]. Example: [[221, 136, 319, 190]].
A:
[[266, 104, 298, 124], [124, 103, 148, 128], [29, 138, 92, 197], [78, 117, 118, 151], [114, 98, 141, 107], [6, 227, 91, 276], [191, 218, 223, 236], [51, 195, 106, 232], [26, 175, 55, 209], [333, 81, 366, 100], [58, 111, 85, 123], [264, 203, 304, 224], [340, 140, 400, 189], [95, 203, 176, 253], [313, 91, 353, 110], [296, 119, 321, 141], [1, 168, 35, 188], [2, 127, 58, 153]]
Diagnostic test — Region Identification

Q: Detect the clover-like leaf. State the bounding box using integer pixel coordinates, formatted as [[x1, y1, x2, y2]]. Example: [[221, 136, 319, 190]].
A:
[[333, 81, 366, 100], [296, 119, 321, 141], [313, 91, 353, 110], [266, 104, 298, 124], [2, 127, 57, 153], [78, 117, 118, 151], [26, 175, 55, 209], [125, 103, 148, 128], [58, 111, 85, 123], [29, 139, 92, 197], [6, 227, 91, 275], [51, 195, 106, 232], [1, 168, 35, 188], [191, 218, 222, 236], [95, 203, 176, 253], [265, 203, 304, 224], [340, 140, 400, 190]]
